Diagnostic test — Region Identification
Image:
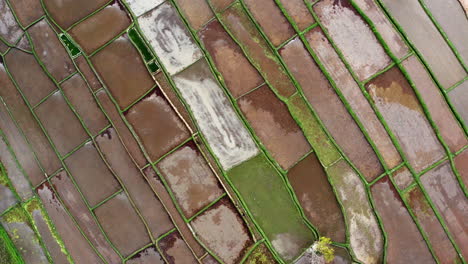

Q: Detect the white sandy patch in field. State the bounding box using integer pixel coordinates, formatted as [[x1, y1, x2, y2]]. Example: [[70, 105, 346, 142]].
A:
[[173, 60, 258, 170], [368, 82, 445, 172], [352, 0, 408, 58], [272, 233, 305, 261], [138, 2, 203, 75], [315, 0, 391, 81], [328, 161, 383, 264], [124, 0, 164, 17], [0, 0, 23, 44], [294, 245, 325, 264]]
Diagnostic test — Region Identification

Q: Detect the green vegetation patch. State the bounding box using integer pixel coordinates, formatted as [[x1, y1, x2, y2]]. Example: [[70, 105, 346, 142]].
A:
[[23, 199, 41, 215], [219, 2, 293, 99], [3, 206, 29, 225], [287, 94, 341, 166], [23, 197, 73, 263], [314, 237, 334, 263], [128, 28, 154, 62], [0, 163, 9, 187], [59, 34, 81, 57], [244, 243, 277, 264], [228, 155, 315, 261], [147, 61, 159, 73], [0, 223, 24, 264]]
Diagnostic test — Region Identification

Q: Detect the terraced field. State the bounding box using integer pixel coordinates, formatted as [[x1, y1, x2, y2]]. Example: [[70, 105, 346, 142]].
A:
[[0, 0, 467, 263]]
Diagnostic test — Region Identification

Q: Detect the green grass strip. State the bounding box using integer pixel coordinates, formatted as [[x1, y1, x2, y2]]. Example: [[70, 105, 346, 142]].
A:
[[128, 27, 154, 62], [0, 222, 24, 264], [59, 34, 80, 57]]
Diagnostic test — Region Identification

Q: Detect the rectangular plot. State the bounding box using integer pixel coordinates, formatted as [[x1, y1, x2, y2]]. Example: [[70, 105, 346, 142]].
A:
[[287, 153, 346, 242], [455, 149, 468, 188], [352, 0, 408, 59], [421, 163, 468, 257], [50, 171, 121, 263], [220, 3, 296, 98], [91, 35, 155, 110], [0, 102, 40, 192], [286, 94, 341, 166], [306, 28, 398, 178], [278, 0, 315, 31], [405, 186, 461, 263], [238, 85, 311, 169], [64, 142, 120, 207], [314, 0, 392, 81], [0, 64, 60, 176], [94, 192, 151, 257], [35, 91, 89, 156], [421, 0, 468, 64], [4, 48, 56, 108], [157, 141, 223, 218], [371, 177, 434, 264], [128, 28, 154, 62], [37, 182, 103, 264], [0, 0, 22, 45], [138, 2, 203, 75], [60, 33, 80, 57], [147, 61, 159, 73], [281, 38, 396, 179], [198, 19, 264, 98], [365, 66, 445, 172], [173, 59, 258, 170], [402, 56, 467, 152], [62, 74, 109, 136], [69, 2, 131, 54], [124, 89, 190, 162], [74, 55, 102, 91], [190, 198, 253, 264], [95, 127, 174, 239], [154, 71, 197, 132], [448, 80, 468, 125], [228, 155, 315, 261], [380, 0, 466, 89], [244, 0, 295, 46], [1, 207, 49, 264], [125, 0, 164, 17], [27, 19, 75, 81], [42, 0, 108, 29], [326, 160, 383, 264], [158, 231, 198, 263], [95, 90, 147, 168], [28, 200, 71, 264], [142, 167, 205, 257], [174, 0, 214, 30], [126, 246, 164, 264]]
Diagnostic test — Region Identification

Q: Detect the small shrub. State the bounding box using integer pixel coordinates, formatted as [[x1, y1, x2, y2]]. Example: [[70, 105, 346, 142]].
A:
[[314, 237, 334, 263]]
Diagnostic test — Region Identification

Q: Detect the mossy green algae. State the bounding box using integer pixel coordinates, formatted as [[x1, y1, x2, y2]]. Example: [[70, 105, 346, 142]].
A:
[[228, 155, 315, 261]]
